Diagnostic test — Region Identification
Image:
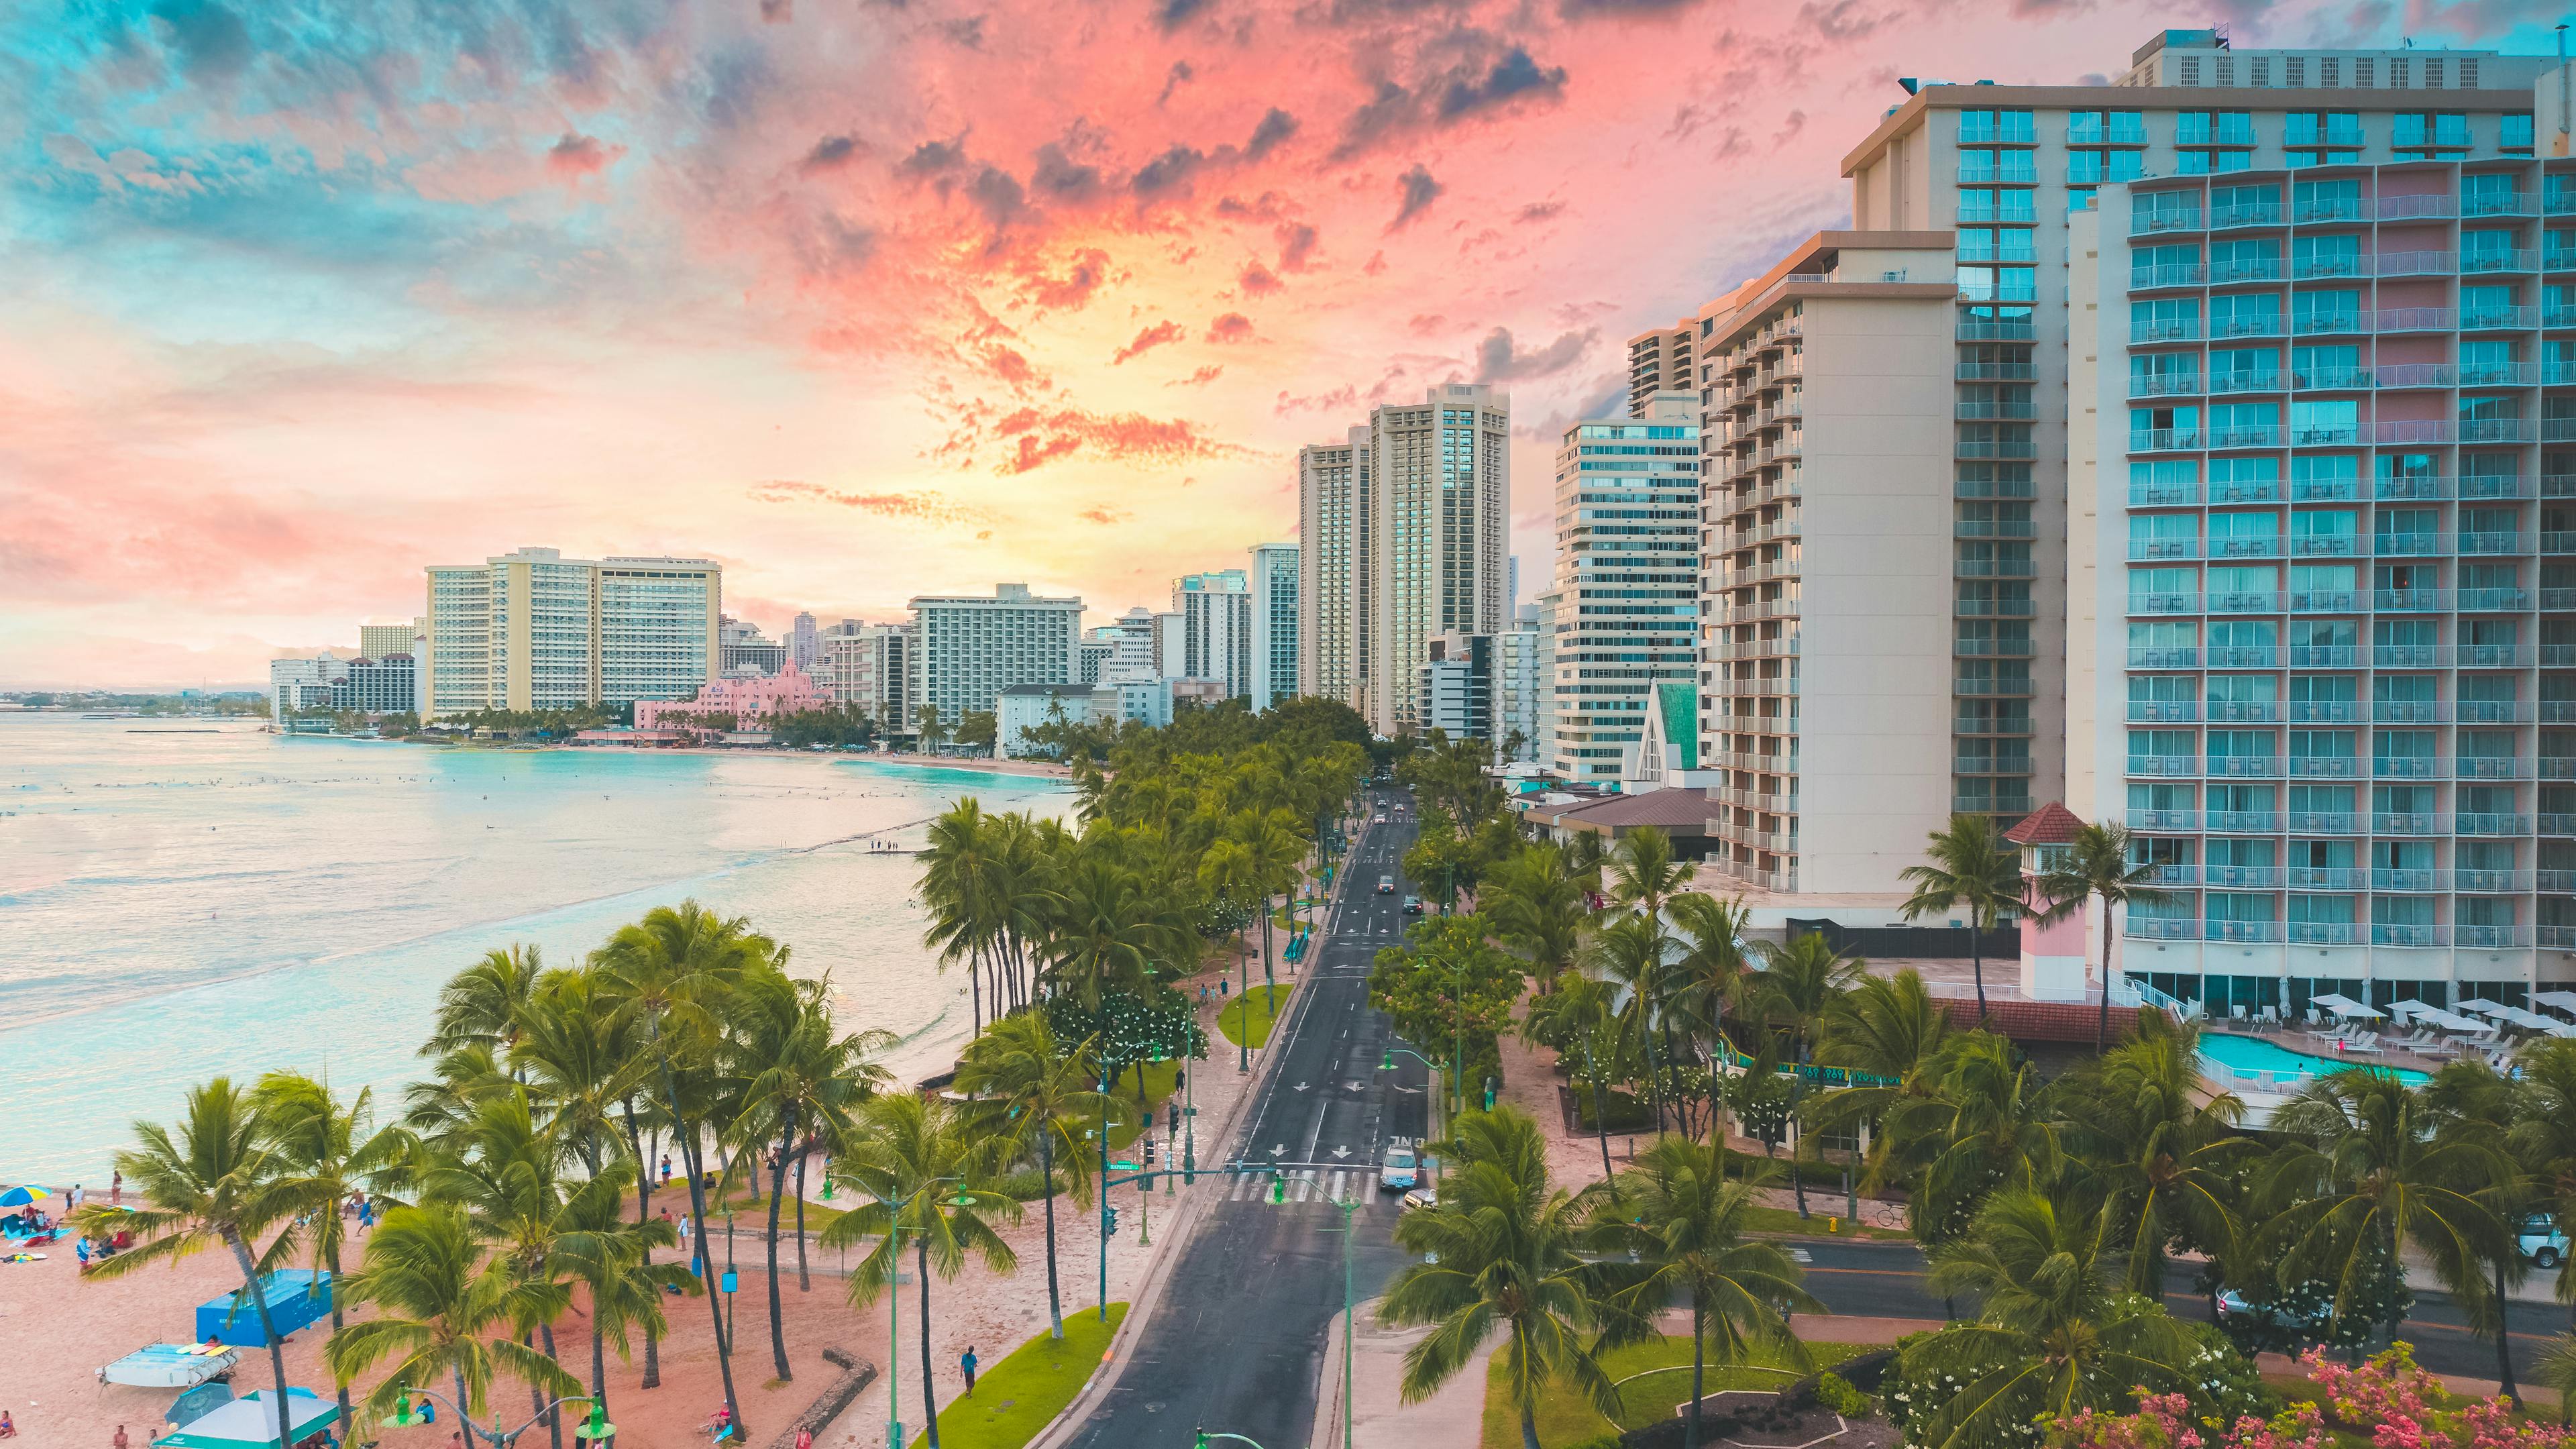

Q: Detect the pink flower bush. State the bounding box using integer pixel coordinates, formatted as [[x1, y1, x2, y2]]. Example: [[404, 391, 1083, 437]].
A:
[[2302, 1345, 2565, 1449], [2047, 1345, 2560, 1449]]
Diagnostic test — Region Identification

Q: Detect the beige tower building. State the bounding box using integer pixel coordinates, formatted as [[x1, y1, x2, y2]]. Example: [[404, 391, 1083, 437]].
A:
[[1298, 427, 1371, 717], [1368, 384, 1513, 735], [421, 547, 720, 717]]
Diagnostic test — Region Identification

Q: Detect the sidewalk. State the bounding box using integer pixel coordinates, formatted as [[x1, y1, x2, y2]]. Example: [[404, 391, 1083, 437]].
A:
[[1315, 1295, 1489, 1449]]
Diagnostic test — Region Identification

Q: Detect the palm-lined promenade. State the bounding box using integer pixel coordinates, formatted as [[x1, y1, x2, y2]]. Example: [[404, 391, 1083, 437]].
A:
[[28, 707, 2576, 1449]]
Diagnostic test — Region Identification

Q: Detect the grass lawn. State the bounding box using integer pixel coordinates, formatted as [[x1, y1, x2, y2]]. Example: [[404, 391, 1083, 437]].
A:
[[1479, 1337, 1867, 1448], [910, 1302, 1129, 1449], [1099, 1056, 1185, 1151], [1218, 983, 1294, 1049]]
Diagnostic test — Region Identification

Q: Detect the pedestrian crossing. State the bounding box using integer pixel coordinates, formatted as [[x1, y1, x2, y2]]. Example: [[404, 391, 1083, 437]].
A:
[[1214, 1167, 1387, 1207]]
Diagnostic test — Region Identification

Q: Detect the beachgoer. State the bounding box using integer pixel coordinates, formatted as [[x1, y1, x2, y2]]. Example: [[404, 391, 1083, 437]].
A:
[[70, 1183, 83, 1212], [794, 1429, 812, 1449], [111, 1170, 121, 1203], [75, 1236, 89, 1265], [114, 1427, 129, 1449], [358, 1197, 373, 1230], [1, 1410, 15, 1437], [962, 1346, 978, 1395], [679, 1214, 692, 1244], [659, 1154, 672, 1185]]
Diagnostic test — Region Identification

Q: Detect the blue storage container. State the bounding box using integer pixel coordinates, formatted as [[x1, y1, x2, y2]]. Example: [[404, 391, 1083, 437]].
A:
[[193, 1269, 331, 1346]]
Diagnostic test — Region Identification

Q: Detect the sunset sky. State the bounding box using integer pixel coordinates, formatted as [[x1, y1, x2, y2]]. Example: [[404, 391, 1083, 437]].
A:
[[0, 0, 2549, 688]]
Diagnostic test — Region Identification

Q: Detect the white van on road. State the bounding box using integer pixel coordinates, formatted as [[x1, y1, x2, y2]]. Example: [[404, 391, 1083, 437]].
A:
[[1379, 1138, 1418, 1191]]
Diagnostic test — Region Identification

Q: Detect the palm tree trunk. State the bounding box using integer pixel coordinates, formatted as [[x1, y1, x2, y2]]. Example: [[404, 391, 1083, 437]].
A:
[[2096, 896, 2118, 1051], [1789, 1054, 1809, 1218], [1261, 900, 1276, 993], [456, 1366, 480, 1449], [794, 1140, 811, 1294], [219, 1228, 295, 1449], [1686, 1293, 1707, 1449], [1042, 1128, 1065, 1340], [533, 1327, 565, 1449], [590, 1307, 614, 1449], [620, 1103, 661, 1391], [649, 1020, 744, 1439], [969, 943, 985, 1039], [765, 1118, 792, 1383], [1970, 922, 1988, 1021], [2496, 1252, 2522, 1407], [918, 1236, 942, 1449], [1591, 1049, 1616, 1183], [1519, 1398, 1542, 1449], [324, 1240, 352, 1428]]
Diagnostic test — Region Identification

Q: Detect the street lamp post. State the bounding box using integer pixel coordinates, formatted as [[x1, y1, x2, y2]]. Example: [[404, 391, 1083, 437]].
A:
[[1322, 1195, 1361, 1449], [1097, 1066, 1112, 1324], [836, 1173, 963, 1449]]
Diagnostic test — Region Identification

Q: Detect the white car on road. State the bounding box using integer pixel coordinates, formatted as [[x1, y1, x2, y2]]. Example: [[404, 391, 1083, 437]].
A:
[[1380, 1138, 1419, 1191]]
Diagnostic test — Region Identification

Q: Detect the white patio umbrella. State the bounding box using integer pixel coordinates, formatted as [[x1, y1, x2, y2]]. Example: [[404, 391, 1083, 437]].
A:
[[2534, 990, 2576, 1016], [2384, 998, 2440, 1021], [2455, 998, 2513, 1018], [2310, 994, 2383, 1020]]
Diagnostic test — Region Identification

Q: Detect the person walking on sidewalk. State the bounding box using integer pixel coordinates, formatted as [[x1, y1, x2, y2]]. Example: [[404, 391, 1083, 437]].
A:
[[962, 1346, 978, 1396]]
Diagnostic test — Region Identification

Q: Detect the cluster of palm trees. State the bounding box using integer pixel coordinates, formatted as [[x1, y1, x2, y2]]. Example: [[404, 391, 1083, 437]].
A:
[[80, 908, 894, 1448], [920, 735, 1371, 1035], [1424, 812, 2576, 1447]]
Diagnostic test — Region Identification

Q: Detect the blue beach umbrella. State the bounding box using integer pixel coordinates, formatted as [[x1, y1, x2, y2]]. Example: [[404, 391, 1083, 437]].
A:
[[0, 1185, 49, 1209]]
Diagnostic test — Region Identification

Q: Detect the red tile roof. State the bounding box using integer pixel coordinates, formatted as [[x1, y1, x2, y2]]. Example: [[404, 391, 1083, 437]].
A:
[[2004, 801, 2086, 845]]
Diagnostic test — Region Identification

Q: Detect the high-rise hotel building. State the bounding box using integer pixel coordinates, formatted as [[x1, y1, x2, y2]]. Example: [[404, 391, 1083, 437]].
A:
[[1250, 542, 1301, 712], [1297, 429, 1370, 716], [907, 583, 1084, 726], [1299, 386, 1512, 736], [422, 547, 720, 716], [1670, 30, 2563, 916], [1547, 392, 1703, 782], [2065, 87, 2574, 1005]]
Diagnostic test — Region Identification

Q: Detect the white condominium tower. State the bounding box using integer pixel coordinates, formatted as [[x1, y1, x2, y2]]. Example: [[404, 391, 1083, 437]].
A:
[[1548, 392, 1703, 783], [1250, 543, 1300, 711], [1297, 428, 1370, 716], [907, 583, 1083, 726], [818, 619, 913, 724], [421, 547, 720, 717], [1172, 568, 1254, 700], [1369, 384, 1513, 736]]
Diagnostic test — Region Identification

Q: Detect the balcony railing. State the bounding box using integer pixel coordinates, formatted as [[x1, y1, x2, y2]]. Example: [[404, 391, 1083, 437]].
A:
[[2131, 320, 2203, 344], [2130, 209, 2204, 237], [2208, 370, 2282, 394]]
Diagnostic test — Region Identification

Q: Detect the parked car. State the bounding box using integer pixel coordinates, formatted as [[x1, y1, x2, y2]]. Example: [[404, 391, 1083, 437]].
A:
[[1380, 1139, 1418, 1191], [1400, 1185, 1438, 1213], [1378, 875, 1396, 894], [2523, 1216, 2569, 1269], [1402, 895, 1423, 914]]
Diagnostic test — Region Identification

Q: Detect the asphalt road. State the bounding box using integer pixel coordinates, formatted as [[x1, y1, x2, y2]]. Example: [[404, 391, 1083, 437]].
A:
[[1062, 786, 1430, 1449], [1796, 1236, 2557, 1384]]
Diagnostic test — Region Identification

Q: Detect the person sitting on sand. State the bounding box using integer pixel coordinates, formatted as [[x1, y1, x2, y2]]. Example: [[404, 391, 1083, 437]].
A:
[[1, 1408, 15, 1437]]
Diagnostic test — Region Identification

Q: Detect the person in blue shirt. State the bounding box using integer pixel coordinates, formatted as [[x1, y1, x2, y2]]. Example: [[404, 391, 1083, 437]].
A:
[[962, 1346, 978, 1395]]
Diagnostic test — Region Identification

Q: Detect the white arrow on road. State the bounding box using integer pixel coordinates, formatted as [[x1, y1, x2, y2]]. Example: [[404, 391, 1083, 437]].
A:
[[1330, 1146, 1352, 1159], [1271, 1144, 1287, 1157], [1291, 1082, 1310, 1092]]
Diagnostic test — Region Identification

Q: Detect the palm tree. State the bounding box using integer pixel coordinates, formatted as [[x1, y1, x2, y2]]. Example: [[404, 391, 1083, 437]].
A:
[[551, 1163, 696, 1449], [1605, 826, 1690, 924], [820, 1094, 1021, 1449], [1042, 855, 1162, 1010], [427, 945, 543, 1068], [2257, 1068, 2508, 1345], [2053, 1014, 2251, 1297], [420, 1088, 582, 1448], [1897, 813, 2024, 1020], [250, 1073, 413, 1430], [1902, 1190, 2208, 1449], [325, 1203, 583, 1446], [73, 1081, 299, 1449], [955, 1013, 1114, 1341], [1884, 1033, 2059, 1258], [1521, 974, 1628, 1183], [2031, 821, 2173, 1051], [1489, 844, 1587, 996], [1242, 809, 1307, 995], [1591, 1136, 1819, 1449], [2424, 1057, 2533, 1405], [727, 969, 893, 1379], [1741, 933, 1861, 1219], [1805, 969, 1951, 1201], [2509, 1038, 2576, 1322], [1197, 836, 1260, 1002], [916, 702, 945, 752], [592, 900, 774, 1438], [920, 799, 998, 1036], [1590, 913, 1676, 1132], [1383, 1108, 1628, 1449]]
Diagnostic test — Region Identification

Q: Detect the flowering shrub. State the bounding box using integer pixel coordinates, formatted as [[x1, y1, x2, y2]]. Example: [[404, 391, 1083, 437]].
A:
[[1888, 1319, 2269, 1449], [2302, 1344, 2567, 1449], [2042, 1343, 2568, 1449]]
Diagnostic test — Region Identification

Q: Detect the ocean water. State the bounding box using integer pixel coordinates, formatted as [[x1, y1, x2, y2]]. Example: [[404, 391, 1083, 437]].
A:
[[0, 714, 1071, 1183]]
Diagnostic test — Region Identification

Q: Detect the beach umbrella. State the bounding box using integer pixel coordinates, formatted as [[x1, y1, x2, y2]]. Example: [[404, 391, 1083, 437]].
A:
[[152, 1387, 336, 1449], [0, 1185, 50, 1208]]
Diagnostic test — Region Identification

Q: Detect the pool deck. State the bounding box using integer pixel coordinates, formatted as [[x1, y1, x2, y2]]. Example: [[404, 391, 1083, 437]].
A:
[[2200, 1022, 2453, 1086]]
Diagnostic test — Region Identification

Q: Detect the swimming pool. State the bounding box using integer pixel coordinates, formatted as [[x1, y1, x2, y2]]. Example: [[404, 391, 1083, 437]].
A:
[[2198, 1032, 2430, 1091]]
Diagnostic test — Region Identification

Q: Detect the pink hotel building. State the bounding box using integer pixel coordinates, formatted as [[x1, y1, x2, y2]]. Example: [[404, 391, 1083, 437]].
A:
[[633, 662, 830, 732]]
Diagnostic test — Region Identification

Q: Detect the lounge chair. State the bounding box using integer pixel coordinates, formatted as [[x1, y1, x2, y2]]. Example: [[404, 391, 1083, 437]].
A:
[[2345, 1032, 2385, 1053]]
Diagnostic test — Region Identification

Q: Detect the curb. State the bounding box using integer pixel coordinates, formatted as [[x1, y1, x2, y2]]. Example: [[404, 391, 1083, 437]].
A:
[[1024, 821, 1375, 1449]]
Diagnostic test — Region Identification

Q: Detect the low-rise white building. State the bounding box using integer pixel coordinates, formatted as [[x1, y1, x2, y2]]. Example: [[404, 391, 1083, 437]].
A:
[[996, 682, 1115, 759], [270, 655, 351, 722]]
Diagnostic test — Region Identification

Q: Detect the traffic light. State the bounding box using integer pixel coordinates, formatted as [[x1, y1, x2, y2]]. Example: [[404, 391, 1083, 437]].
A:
[[1105, 1205, 1120, 1236]]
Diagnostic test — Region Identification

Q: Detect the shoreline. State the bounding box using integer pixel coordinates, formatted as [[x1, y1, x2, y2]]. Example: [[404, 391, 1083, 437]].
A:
[[298, 730, 1079, 780]]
